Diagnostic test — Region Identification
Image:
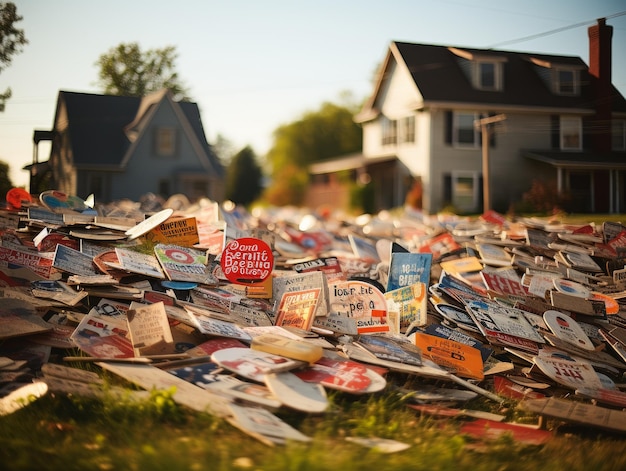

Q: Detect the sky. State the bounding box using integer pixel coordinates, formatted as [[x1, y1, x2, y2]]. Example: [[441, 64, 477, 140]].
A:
[[1, 0, 625, 189]]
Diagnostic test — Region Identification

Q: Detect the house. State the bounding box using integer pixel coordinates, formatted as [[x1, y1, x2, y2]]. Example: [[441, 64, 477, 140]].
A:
[[308, 18, 626, 215], [29, 89, 225, 204]]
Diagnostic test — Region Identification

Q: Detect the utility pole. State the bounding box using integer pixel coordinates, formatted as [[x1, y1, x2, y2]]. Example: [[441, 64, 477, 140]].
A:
[[476, 114, 506, 213]]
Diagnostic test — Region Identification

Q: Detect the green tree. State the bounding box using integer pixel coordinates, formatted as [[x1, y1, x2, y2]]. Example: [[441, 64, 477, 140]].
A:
[[264, 94, 362, 205], [0, 160, 14, 199], [263, 164, 308, 207], [266, 97, 362, 171], [225, 146, 263, 207], [95, 42, 190, 99], [0, 2, 28, 111]]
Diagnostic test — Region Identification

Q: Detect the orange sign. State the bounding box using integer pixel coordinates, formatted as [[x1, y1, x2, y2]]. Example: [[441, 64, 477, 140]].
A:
[[412, 332, 484, 380]]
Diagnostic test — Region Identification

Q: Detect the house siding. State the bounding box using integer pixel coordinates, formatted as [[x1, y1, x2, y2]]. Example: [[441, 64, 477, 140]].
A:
[[43, 90, 224, 205], [114, 100, 195, 200]]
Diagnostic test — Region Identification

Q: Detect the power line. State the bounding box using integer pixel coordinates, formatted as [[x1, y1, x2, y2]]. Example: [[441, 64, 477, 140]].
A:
[[487, 10, 626, 49]]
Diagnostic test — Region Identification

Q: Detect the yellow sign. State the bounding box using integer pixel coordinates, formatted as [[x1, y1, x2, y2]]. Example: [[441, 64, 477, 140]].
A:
[[148, 216, 200, 246]]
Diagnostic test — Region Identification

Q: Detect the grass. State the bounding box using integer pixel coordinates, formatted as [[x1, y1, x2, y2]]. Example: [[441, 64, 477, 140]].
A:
[[2, 373, 626, 471]]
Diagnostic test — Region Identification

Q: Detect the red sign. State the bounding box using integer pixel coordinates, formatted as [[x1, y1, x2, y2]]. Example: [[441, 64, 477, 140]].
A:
[[221, 237, 274, 284]]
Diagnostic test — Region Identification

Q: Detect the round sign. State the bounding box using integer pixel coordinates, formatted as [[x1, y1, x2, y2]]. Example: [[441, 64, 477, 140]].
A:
[[553, 278, 591, 298], [161, 280, 198, 290], [40, 190, 90, 212], [221, 237, 274, 284], [164, 248, 194, 264], [543, 310, 595, 351], [6, 188, 32, 209]]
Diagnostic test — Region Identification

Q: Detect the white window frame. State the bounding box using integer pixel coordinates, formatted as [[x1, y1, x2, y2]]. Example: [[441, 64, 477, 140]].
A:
[[399, 116, 415, 143], [560, 116, 582, 150], [453, 112, 480, 148], [452, 170, 481, 212], [381, 116, 398, 146], [554, 68, 579, 95], [473, 61, 502, 91], [612, 119, 626, 151]]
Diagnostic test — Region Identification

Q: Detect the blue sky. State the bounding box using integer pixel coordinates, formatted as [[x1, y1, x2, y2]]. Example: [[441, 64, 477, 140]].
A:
[[1, 0, 625, 189]]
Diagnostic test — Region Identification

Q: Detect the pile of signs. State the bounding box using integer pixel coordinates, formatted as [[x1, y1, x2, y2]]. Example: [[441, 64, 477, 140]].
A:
[[2, 189, 626, 447]]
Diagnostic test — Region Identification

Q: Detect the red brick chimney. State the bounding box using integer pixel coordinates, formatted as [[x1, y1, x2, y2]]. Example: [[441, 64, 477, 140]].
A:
[[588, 18, 613, 152]]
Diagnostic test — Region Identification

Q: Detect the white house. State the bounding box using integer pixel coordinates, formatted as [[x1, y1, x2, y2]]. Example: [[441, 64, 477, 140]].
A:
[[309, 18, 626, 215]]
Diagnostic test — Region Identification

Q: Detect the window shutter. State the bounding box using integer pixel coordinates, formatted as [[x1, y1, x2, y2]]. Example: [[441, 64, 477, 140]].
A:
[[444, 111, 452, 144], [582, 117, 590, 149], [551, 115, 560, 149]]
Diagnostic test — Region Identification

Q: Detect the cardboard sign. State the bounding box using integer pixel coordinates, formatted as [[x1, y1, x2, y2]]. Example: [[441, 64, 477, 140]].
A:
[[386, 252, 432, 291], [533, 354, 603, 390], [148, 216, 200, 246], [543, 310, 595, 351], [413, 332, 484, 381], [328, 280, 388, 334], [126, 302, 174, 356], [211, 347, 307, 382], [275, 288, 321, 331], [153, 244, 215, 284], [520, 397, 626, 434], [221, 237, 273, 285], [384, 282, 428, 332], [264, 371, 328, 412], [481, 271, 527, 297]]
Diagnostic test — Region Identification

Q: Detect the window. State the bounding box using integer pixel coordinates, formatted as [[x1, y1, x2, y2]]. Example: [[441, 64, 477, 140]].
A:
[[454, 112, 479, 147], [399, 116, 415, 143], [560, 116, 582, 150], [447, 171, 481, 213], [555, 69, 579, 95], [155, 127, 177, 156], [382, 117, 397, 146], [613, 120, 626, 151], [474, 61, 501, 90]]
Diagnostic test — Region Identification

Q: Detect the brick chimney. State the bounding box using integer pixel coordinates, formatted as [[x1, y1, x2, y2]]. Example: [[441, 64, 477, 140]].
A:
[[588, 18, 613, 152]]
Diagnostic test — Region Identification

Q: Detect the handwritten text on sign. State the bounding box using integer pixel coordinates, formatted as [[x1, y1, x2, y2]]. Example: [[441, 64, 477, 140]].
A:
[[221, 237, 274, 284]]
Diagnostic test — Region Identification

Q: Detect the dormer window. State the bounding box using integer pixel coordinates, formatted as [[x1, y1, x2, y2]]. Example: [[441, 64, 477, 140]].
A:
[[474, 61, 502, 91], [555, 68, 579, 95], [527, 57, 583, 97], [448, 48, 505, 92]]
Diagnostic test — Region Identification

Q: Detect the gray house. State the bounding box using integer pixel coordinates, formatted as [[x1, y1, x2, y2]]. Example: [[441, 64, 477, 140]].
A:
[[309, 18, 626, 214], [31, 89, 224, 204]]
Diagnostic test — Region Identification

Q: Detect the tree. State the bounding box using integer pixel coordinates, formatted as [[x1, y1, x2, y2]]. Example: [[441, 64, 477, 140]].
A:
[[266, 98, 362, 171], [0, 2, 28, 111], [225, 146, 263, 207], [263, 93, 363, 205], [95, 42, 189, 99], [0, 160, 14, 199], [212, 133, 237, 166]]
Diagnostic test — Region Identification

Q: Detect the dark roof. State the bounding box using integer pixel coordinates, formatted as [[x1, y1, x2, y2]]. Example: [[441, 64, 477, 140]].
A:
[[387, 42, 626, 112], [524, 150, 626, 169], [58, 90, 223, 176], [61, 91, 140, 166]]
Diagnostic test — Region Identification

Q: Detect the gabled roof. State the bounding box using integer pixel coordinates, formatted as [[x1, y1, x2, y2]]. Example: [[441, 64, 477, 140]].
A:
[[356, 41, 626, 121], [55, 90, 224, 177]]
